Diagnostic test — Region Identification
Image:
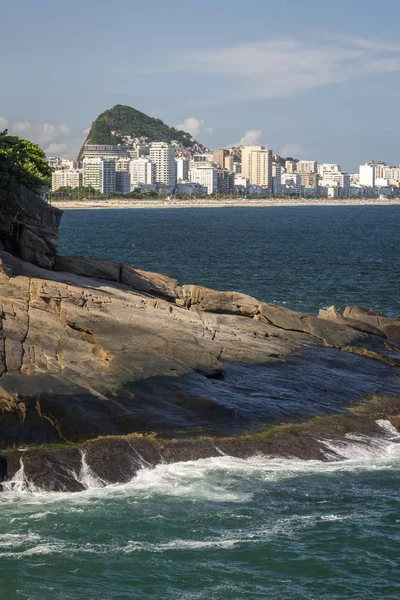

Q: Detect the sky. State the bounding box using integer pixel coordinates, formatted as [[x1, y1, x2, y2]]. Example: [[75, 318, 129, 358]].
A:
[[1, 0, 400, 171]]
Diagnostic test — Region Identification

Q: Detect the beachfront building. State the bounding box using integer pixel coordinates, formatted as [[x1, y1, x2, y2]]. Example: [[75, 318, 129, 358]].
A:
[[149, 143, 177, 186], [51, 169, 83, 191], [300, 173, 319, 189], [129, 158, 156, 188], [83, 158, 116, 193], [359, 164, 375, 187], [241, 146, 273, 188], [175, 157, 189, 182], [296, 160, 318, 174], [176, 182, 208, 196], [216, 169, 235, 195], [189, 164, 217, 195], [116, 171, 131, 195], [281, 173, 302, 195]]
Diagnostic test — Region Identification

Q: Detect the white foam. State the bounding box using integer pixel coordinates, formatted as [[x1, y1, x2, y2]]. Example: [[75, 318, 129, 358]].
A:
[[0, 420, 398, 505]]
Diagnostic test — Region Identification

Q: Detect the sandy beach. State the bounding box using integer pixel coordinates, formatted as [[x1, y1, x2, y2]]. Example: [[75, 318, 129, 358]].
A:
[[51, 198, 400, 210]]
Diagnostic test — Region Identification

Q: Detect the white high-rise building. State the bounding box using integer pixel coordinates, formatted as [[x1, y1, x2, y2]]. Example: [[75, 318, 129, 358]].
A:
[[241, 146, 272, 188], [149, 143, 177, 186], [359, 164, 375, 187], [297, 160, 318, 174], [52, 169, 83, 191], [129, 158, 156, 187], [189, 165, 217, 195], [176, 157, 189, 182], [318, 164, 341, 178], [83, 158, 116, 193], [281, 172, 302, 194]]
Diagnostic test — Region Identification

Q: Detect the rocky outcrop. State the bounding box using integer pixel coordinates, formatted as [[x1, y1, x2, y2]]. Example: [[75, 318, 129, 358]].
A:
[[55, 255, 178, 299], [319, 305, 400, 342], [2, 396, 399, 492], [0, 182, 62, 269], [0, 248, 399, 456]]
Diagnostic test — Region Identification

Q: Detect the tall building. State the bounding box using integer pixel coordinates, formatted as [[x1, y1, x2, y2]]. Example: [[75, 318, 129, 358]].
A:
[[359, 164, 375, 187], [189, 164, 217, 195], [216, 169, 235, 195], [83, 158, 116, 193], [175, 157, 189, 182], [116, 171, 131, 195], [52, 169, 82, 191], [368, 161, 386, 179], [241, 146, 273, 188], [383, 166, 400, 181], [300, 173, 319, 188], [213, 149, 234, 172], [281, 173, 302, 195], [129, 158, 156, 187], [149, 143, 177, 186], [297, 161, 318, 174], [285, 160, 297, 173], [318, 164, 341, 178], [116, 158, 132, 172]]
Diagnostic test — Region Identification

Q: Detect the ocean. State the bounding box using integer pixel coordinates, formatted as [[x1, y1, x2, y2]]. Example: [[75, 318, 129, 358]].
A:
[[1, 205, 399, 599]]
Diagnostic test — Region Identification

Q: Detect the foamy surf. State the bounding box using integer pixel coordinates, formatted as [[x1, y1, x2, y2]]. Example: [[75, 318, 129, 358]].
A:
[[0, 420, 399, 506]]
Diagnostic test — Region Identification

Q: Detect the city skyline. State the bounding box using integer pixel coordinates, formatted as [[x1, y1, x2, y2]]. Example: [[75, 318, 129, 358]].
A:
[[2, 0, 400, 170]]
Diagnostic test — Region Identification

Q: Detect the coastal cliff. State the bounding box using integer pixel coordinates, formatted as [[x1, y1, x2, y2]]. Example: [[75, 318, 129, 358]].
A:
[[0, 187, 399, 491]]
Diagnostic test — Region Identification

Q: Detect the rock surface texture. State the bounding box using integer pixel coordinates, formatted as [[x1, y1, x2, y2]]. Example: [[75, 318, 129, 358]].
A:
[[0, 182, 62, 269], [0, 247, 399, 490]]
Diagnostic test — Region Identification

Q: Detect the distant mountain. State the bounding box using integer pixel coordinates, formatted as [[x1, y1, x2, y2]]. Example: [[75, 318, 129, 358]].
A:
[[78, 105, 201, 159]]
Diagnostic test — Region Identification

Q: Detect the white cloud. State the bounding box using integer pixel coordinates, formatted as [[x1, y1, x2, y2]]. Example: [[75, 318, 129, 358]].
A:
[[10, 121, 71, 146], [0, 117, 9, 130], [237, 129, 262, 146], [0, 118, 82, 157], [176, 116, 213, 136], [139, 35, 400, 101], [280, 142, 307, 159], [45, 142, 68, 155]]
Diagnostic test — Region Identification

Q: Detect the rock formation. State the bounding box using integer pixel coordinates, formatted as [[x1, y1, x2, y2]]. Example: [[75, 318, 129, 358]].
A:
[[0, 181, 62, 269], [0, 188, 399, 491]]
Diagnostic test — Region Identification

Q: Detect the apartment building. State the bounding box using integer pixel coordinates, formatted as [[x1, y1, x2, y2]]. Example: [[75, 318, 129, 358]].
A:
[[241, 146, 273, 188], [83, 158, 116, 193], [189, 164, 217, 195], [51, 169, 82, 191], [149, 143, 177, 186], [129, 158, 156, 187], [297, 160, 318, 174]]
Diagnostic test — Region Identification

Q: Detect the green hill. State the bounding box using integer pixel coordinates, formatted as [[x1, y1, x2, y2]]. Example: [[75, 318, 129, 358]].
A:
[[78, 105, 197, 158]]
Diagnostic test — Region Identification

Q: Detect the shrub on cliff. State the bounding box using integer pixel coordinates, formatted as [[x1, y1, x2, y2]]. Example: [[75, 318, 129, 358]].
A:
[[0, 130, 51, 199]]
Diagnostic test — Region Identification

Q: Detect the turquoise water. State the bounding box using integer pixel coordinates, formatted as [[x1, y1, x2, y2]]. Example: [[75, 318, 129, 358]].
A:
[[1, 206, 399, 599]]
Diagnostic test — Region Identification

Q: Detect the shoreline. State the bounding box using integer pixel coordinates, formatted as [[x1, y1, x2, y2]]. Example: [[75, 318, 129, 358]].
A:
[[51, 198, 400, 210]]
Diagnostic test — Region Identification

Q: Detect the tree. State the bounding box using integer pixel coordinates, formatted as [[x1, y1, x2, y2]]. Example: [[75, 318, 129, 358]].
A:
[[0, 130, 51, 196]]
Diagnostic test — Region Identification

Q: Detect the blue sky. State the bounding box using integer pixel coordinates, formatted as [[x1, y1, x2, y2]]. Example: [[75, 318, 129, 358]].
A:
[[1, 0, 400, 170]]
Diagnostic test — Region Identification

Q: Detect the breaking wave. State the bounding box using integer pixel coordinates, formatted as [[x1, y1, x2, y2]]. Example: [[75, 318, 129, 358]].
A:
[[1, 420, 399, 505]]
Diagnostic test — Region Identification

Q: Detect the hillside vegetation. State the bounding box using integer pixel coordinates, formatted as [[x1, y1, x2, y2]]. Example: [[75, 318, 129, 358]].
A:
[[81, 105, 196, 152]]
